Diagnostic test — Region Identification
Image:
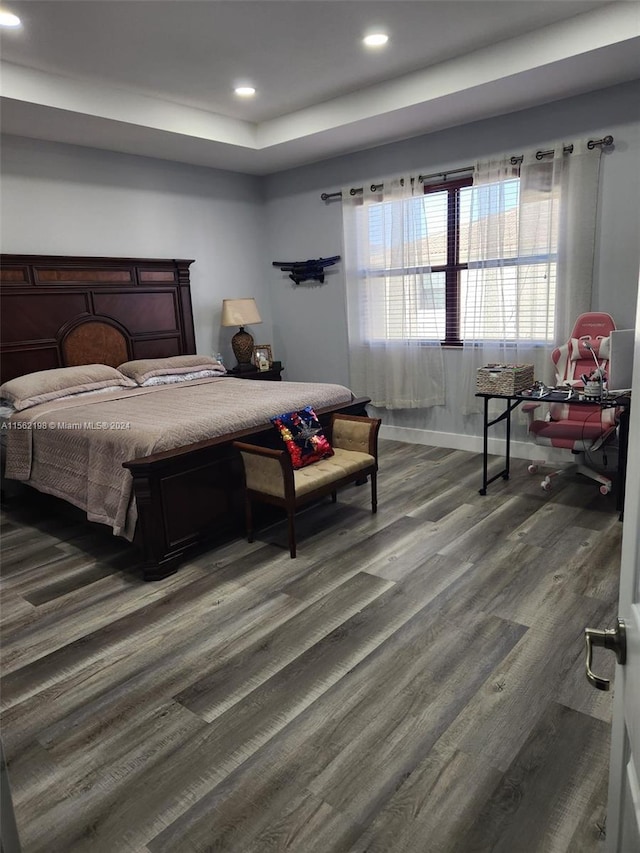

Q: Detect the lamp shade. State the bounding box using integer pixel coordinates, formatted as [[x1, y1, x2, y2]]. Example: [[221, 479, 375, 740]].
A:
[[221, 298, 262, 327]]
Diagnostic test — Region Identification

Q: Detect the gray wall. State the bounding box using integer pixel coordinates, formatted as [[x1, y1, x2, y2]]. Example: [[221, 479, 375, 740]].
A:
[[0, 136, 271, 365], [263, 80, 640, 443], [1, 80, 639, 448]]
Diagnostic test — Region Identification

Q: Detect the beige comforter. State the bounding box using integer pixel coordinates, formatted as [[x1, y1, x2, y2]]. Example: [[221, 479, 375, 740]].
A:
[[3, 377, 353, 539]]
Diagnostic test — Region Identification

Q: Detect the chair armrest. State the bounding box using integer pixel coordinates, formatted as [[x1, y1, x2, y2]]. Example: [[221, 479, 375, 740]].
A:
[[329, 414, 381, 458], [232, 441, 294, 495], [521, 401, 541, 426], [590, 423, 618, 452], [233, 441, 286, 462]]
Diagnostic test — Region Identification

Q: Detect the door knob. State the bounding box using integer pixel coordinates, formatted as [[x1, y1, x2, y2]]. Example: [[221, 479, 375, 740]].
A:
[[585, 618, 626, 691]]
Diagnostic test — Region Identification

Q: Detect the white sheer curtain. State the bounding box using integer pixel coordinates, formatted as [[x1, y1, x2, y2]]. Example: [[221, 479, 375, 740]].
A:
[[460, 139, 604, 414], [342, 176, 445, 409]]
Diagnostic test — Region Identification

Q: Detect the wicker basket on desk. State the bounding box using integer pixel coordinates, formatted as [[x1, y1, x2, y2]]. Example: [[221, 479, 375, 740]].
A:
[[476, 364, 535, 395]]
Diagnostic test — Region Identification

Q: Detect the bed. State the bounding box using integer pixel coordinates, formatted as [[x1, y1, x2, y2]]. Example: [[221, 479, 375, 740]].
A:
[[0, 254, 368, 579]]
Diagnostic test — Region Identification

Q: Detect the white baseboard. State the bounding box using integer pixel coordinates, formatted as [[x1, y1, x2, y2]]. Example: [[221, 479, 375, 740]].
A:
[[380, 424, 565, 462]]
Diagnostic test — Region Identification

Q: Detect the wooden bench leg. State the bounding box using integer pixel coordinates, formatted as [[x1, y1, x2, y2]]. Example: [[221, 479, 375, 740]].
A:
[[245, 494, 254, 543], [287, 507, 297, 558], [371, 472, 378, 513]]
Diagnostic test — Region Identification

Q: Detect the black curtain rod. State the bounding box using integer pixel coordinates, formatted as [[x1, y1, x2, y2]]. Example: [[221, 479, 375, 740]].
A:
[[509, 134, 613, 165], [319, 168, 471, 201], [319, 134, 614, 201]]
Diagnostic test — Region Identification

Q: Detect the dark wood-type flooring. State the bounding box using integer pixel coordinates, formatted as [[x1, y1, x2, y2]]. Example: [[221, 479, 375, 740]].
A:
[[0, 440, 621, 852]]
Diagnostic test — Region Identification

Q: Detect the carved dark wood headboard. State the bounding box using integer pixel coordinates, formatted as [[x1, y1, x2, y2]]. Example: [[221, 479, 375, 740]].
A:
[[0, 255, 196, 383]]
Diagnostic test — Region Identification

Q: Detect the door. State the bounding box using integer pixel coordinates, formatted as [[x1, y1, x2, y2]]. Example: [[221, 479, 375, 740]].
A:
[[604, 295, 640, 852]]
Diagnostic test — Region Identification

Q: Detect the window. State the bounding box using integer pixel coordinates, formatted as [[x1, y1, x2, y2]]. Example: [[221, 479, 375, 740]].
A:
[[359, 174, 558, 344], [461, 176, 558, 343]]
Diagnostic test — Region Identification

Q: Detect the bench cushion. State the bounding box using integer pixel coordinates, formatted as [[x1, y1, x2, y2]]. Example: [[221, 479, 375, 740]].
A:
[[243, 447, 374, 499], [294, 448, 374, 496]]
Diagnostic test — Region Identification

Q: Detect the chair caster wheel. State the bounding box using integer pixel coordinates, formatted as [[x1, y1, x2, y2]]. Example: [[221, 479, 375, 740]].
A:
[[541, 478, 552, 492], [600, 484, 611, 495], [528, 464, 538, 474]]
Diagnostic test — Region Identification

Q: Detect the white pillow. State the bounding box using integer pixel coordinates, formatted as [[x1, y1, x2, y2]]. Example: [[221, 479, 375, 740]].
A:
[[141, 369, 224, 386]]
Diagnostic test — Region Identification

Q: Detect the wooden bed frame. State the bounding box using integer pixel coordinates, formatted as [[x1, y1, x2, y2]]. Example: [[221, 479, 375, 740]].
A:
[[0, 254, 368, 579]]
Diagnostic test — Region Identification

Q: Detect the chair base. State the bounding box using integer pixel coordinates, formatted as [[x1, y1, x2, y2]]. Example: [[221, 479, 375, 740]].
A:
[[528, 456, 612, 495]]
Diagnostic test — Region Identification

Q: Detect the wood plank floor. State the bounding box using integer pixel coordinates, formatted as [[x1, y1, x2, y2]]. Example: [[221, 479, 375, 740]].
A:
[[0, 440, 621, 853]]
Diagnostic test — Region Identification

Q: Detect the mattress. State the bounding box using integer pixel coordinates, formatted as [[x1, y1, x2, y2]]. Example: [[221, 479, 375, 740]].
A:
[[3, 376, 353, 539]]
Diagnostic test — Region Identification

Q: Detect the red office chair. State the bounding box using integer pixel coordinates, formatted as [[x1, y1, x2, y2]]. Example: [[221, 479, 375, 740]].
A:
[[525, 312, 617, 494]]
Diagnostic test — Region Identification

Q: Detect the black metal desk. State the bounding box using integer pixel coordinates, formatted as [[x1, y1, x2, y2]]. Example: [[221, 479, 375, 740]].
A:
[[476, 390, 631, 514], [476, 393, 523, 495]]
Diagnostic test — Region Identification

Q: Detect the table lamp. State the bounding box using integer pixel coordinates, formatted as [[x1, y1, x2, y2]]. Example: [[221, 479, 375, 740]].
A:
[[221, 297, 262, 369]]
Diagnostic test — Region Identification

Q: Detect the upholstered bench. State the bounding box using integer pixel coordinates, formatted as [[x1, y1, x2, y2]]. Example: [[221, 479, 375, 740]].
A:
[[233, 413, 381, 557]]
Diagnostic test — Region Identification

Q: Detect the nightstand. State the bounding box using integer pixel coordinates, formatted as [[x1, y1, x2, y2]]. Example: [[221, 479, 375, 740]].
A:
[[227, 365, 284, 381]]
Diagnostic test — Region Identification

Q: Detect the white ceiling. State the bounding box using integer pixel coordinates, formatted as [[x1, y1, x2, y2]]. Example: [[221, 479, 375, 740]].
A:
[[1, 1, 639, 175]]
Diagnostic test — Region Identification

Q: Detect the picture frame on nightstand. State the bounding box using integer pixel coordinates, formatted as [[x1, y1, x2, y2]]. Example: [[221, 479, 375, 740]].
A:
[[253, 345, 273, 371]]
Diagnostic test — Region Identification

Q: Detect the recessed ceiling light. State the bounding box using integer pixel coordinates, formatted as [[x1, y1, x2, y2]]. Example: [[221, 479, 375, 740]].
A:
[[363, 33, 388, 48], [0, 10, 21, 27], [234, 86, 256, 97]]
